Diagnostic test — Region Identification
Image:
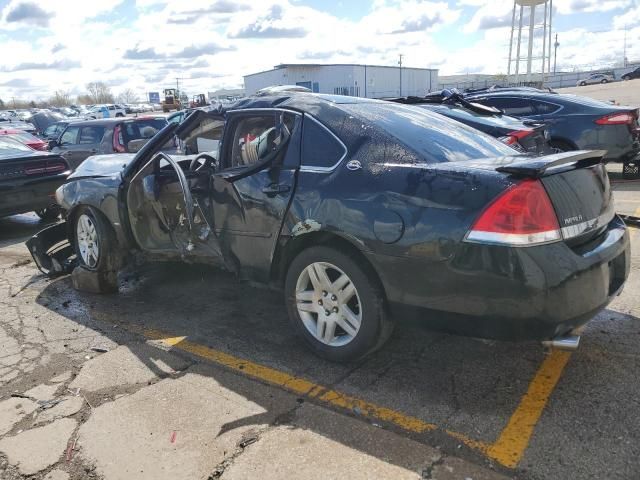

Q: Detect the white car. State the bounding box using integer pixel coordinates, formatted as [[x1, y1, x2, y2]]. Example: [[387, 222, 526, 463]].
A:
[[577, 73, 615, 86], [86, 104, 126, 119]]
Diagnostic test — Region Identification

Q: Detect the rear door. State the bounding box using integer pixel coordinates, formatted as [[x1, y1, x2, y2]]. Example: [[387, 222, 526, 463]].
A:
[[210, 109, 301, 281]]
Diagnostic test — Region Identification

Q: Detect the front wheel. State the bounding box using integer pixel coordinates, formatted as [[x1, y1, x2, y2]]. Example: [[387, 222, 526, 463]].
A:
[[579, 82, 586, 86], [72, 206, 119, 292], [285, 246, 393, 362], [601, 79, 608, 84]]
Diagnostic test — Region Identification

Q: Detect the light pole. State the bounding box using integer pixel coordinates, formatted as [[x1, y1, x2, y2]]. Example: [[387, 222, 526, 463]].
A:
[[553, 33, 559, 74], [398, 54, 404, 97]]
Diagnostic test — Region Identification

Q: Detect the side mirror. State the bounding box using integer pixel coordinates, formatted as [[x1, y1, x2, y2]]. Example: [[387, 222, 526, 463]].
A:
[[127, 138, 149, 153], [48, 140, 58, 149]]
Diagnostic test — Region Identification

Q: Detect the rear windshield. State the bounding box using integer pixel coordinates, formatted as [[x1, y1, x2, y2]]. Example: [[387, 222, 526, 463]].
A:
[[421, 105, 524, 129], [342, 103, 516, 163], [9, 132, 40, 143], [0, 137, 32, 158], [122, 119, 167, 143]]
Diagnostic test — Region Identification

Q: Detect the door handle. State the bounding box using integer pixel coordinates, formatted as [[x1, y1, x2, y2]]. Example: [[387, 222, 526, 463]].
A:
[[262, 184, 291, 196]]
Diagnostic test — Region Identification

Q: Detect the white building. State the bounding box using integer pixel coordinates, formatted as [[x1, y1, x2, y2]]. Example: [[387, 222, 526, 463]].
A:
[[244, 63, 439, 98]]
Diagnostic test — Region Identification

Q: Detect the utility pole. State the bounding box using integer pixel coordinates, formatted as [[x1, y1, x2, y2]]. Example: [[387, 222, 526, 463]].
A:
[[398, 54, 404, 97], [552, 34, 559, 74], [623, 23, 628, 67]]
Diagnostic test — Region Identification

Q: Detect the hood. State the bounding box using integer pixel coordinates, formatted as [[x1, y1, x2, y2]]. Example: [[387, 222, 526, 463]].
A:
[[69, 153, 136, 179]]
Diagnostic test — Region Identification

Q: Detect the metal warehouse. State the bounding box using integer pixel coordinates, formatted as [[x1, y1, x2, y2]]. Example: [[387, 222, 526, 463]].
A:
[[244, 63, 439, 98]]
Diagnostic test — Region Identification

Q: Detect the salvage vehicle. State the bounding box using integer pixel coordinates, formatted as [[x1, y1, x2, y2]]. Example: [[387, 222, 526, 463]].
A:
[[49, 117, 168, 170], [0, 128, 49, 151], [27, 93, 629, 362], [0, 136, 70, 219], [465, 89, 640, 177], [389, 91, 553, 155]]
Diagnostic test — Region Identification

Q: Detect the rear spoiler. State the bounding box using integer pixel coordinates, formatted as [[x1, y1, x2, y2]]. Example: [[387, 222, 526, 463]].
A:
[[495, 150, 606, 178]]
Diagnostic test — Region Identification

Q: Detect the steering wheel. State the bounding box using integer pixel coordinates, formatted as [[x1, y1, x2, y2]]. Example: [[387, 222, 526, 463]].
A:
[[189, 153, 218, 172]]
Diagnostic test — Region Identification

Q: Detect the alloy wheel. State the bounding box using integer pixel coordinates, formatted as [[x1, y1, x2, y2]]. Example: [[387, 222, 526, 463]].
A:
[[76, 214, 100, 268], [295, 261, 362, 347]]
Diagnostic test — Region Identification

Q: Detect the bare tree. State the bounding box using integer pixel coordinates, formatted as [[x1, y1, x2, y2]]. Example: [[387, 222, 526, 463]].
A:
[[117, 88, 139, 104], [49, 90, 71, 107], [86, 82, 114, 104]]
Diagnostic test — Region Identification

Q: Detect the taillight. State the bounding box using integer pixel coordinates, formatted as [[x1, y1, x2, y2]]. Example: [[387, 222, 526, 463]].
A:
[[24, 161, 68, 176], [465, 179, 561, 246], [595, 112, 634, 125], [499, 129, 533, 150], [113, 125, 126, 153]]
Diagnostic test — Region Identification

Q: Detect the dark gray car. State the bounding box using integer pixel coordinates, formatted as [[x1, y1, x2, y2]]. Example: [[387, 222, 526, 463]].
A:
[[51, 117, 167, 170], [464, 90, 640, 175]]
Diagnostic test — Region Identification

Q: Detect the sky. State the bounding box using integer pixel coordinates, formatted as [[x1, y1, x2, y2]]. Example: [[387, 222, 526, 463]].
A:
[[0, 0, 638, 102]]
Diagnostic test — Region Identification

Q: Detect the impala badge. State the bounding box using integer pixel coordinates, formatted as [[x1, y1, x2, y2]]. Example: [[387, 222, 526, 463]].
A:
[[346, 160, 362, 171]]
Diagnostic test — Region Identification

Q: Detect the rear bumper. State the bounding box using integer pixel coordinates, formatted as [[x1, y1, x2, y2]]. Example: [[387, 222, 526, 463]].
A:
[[369, 216, 630, 340], [0, 173, 68, 217]]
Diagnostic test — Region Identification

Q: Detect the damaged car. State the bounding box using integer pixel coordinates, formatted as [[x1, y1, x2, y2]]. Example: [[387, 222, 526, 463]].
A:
[[27, 93, 629, 362]]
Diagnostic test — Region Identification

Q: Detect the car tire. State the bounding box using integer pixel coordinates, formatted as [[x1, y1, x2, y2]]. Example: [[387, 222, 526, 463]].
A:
[[601, 79, 608, 84], [115, 113, 124, 117], [73, 206, 119, 292], [623, 162, 640, 179], [285, 246, 393, 362], [549, 139, 575, 153], [579, 82, 586, 86]]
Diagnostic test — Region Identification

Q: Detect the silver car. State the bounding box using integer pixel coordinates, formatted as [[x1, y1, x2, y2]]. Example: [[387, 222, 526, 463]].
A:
[[577, 73, 614, 86]]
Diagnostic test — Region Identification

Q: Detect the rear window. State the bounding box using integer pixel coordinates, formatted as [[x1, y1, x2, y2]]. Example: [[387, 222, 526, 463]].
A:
[[9, 132, 40, 143], [422, 105, 525, 129], [342, 103, 516, 163], [122, 119, 166, 144], [0, 137, 32, 158]]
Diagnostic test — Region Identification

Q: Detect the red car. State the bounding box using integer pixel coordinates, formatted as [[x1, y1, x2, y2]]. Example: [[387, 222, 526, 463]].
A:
[[0, 129, 48, 151]]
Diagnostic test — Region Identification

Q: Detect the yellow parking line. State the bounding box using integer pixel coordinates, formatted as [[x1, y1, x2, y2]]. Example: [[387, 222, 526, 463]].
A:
[[486, 350, 572, 468], [122, 323, 579, 468], [130, 325, 489, 452]]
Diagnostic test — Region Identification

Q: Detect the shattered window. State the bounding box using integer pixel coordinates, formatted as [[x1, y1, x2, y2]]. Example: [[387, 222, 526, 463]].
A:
[[229, 113, 296, 169]]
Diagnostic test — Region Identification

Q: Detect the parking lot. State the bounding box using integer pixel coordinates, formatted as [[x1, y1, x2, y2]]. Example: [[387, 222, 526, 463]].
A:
[[0, 163, 638, 480]]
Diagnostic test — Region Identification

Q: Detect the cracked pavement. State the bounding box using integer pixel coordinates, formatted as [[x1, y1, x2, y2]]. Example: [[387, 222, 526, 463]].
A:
[[1, 175, 640, 480]]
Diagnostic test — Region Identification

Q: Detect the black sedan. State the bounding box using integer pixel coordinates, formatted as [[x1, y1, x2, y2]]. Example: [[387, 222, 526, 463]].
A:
[[389, 92, 552, 154], [27, 93, 629, 362], [464, 89, 640, 176], [622, 66, 640, 81], [0, 136, 70, 219]]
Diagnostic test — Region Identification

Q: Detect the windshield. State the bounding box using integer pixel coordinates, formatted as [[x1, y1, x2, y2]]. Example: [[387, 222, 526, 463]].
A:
[[343, 103, 518, 163]]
